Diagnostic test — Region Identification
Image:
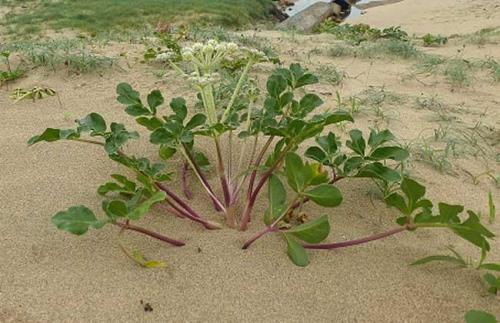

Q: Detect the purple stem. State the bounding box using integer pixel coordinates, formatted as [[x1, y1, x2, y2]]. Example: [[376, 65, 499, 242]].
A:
[[181, 161, 193, 200], [242, 226, 278, 249], [182, 144, 224, 212], [302, 226, 407, 250], [165, 199, 222, 230], [155, 182, 203, 218], [115, 222, 185, 246], [157, 202, 185, 218]]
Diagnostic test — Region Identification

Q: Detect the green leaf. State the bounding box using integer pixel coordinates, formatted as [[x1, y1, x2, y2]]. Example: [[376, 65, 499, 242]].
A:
[[346, 129, 366, 156], [438, 203, 463, 223], [295, 73, 318, 88], [159, 145, 177, 160], [324, 111, 354, 125], [104, 123, 139, 155], [106, 200, 128, 218], [265, 175, 287, 225], [97, 182, 123, 196], [185, 113, 207, 130], [369, 146, 409, 161], [317, 132, 338, 155], [298, 94, 323, 115], [136, 117, 163, 130], [368, 129, 395, 148], [488, 191, 496, 224], [284, 234, 309, 267], [401, 177, 426, 211], [305, 146, 328, 164], [117, 83, 141, 105], [285, 153, 312, 192], [287, 215, 330, 243], [385, 193, 408, 215], [304, 184, 343, 208], [356, 162, 401, 182], [147, 90, 164, 114], [78, 113, 107, 133], [125, 104, 150, 117], [464, 310, 497, 323], [170, 97, 187, 121], [52, 206, 107, 235], [28, 128, 79, 145], [150, 127, 174, 145], [411, 255, 466, 266], [451, 226, 490, 251], [480, 263, 500, 272], [267, 74, 287, 98], [127, 191, 166, 220]]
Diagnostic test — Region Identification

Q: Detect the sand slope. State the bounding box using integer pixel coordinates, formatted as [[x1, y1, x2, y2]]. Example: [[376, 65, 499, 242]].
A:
[[1, 1, 499, 322]]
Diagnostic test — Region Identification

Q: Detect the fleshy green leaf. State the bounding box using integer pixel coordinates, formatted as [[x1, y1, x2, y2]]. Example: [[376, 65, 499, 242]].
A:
[[369, 146, 409, 161], [401, 177, 426, 211], [28, 128, 79, 146], [295, 73, 318, 88], [267, 74, 287, 98], [356, 162, 401, 182], [368, 129, 395, 148], [464, 310, 497, 323], [159, 145, 177, 160], [185, 113, 207, 130], [125, 104, 150, 117], [298, 94, 323, 116], [305, 146, 328, 164], [78, 113, 107, 133], [136, 117, 163, 130], [265, 175, 287, 225], [287, 215, 330, 243], [284, 234, 309, 267], [304, 184, 343, 208], [170, 97, 188, 121], [346, 129, 366, 156], [52, 206, 107, 235], [147, 90, 164, 114], [127, 191, 166, 220], [117, 83, 141, 105], [285, 152, 312, 192]]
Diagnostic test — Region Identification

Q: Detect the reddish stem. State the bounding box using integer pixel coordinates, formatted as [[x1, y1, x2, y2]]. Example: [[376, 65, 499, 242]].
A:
[[115, 222, 185, 246], [165, 199, 222, 230], [246, 136, 274, 201], [155, 182, 204, 219], [242, 226, 278, 249], [302, 226, 407, 250], [182, 144, 224, 212], [214, 139, 231, 206]]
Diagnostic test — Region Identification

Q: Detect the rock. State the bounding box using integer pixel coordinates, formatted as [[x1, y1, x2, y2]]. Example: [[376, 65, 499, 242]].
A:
[[278, 2, 335, 33]]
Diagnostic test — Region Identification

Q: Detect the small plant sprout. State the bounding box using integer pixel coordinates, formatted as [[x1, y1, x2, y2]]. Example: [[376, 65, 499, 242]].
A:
[[29, 41, 497, 269], [0, 51, 24, 86]]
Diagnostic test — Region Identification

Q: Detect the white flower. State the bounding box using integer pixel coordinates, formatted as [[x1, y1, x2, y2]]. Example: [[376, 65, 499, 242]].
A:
[[156, 51, 174, 62]]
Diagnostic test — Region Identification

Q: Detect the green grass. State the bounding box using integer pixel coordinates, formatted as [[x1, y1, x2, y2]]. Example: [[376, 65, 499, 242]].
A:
[[2, 0, 272, 36]]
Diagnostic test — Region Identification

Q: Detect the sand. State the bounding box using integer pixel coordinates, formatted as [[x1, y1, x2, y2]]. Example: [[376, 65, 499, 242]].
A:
[[1, 1, 499, 322]]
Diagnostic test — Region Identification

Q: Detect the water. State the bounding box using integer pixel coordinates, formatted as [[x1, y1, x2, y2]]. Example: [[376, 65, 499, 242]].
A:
[[285, 0, 373, 18]]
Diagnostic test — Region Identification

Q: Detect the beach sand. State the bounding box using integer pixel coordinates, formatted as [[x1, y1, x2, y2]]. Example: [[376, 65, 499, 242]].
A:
[[1, 1, 499, 322]]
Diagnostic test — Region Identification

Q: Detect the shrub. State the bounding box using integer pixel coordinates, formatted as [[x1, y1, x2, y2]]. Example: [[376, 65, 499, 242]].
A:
[[29, 40, 497, 270]]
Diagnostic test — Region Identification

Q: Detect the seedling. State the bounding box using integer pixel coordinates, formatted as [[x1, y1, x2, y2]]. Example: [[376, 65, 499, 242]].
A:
[[0, 51, 24, 86], [422, 34, 448, 47], [10, 86, 57, 103], [29, 41, 497, 269]]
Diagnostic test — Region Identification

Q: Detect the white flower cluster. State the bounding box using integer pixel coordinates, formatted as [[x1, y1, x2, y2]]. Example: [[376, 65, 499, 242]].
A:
[[180, 39, 240, 67], [155, 49, 175, 62], [186, 71, 220, 87]]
